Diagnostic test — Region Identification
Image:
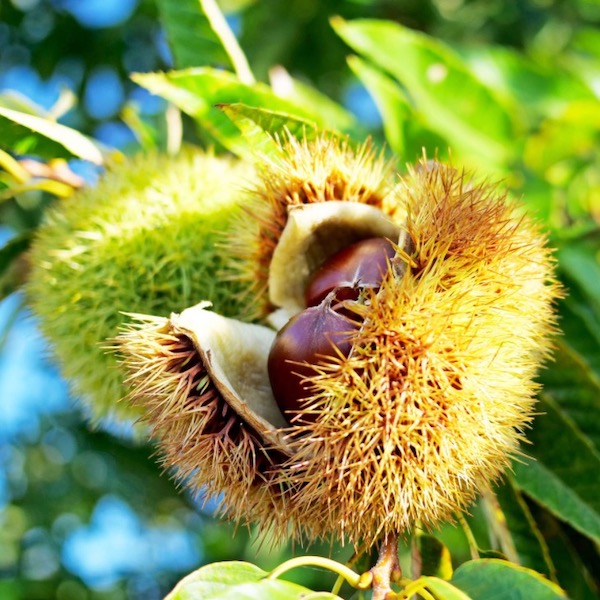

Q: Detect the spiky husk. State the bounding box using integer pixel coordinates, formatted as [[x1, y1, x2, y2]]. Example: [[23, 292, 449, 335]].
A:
[[26, 149, 254, 422], [116, 314, 299, 537], [229, 133, 401, 319], [110, 150, 561, 548], [276, 162, 560, 545]]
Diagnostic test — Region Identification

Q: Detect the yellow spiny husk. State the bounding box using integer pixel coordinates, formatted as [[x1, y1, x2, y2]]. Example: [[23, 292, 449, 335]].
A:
[[277, 161, 560, 545], [116, 314, 299, 537], [229, 133, 401, 319], [115, 144, 561, 549]]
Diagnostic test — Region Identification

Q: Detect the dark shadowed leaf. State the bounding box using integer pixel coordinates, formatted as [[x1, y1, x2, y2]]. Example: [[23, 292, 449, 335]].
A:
[[0, 232, 32, 299], [507, 230, 600, 547], [531, 506, 599, 599], [512, 394, 600, 545], [493, 477, 555, 578]]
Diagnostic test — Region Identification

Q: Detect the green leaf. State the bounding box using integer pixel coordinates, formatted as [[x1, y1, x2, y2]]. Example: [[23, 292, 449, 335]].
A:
[[165, 561, 340, 600], [493, 477, 556, 578], [0, 148, 30, 183], [155, 0, 232, 70], [450, 559, 568, 599], [416, 534, 453, 580], [512, 393, 600, 545], [133, 68, 325, 156], [219, 103, 319, 155], [0, 106, 106, 164], [121, 102, 158, 150], [332, 18, 517, 172]]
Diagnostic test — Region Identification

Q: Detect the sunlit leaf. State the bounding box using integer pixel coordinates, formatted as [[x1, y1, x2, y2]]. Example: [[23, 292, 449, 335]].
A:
[[524, 100, 600, 176], [165, 561, 340, 599], [121, 102, 159, 150], [0, 91, 47, 116], [0, 148, 30, 183], [333, 17, 518, 172], [0, 107, 105, 164], [133, 68, 325, 156], [346, 55, 411, 156], [450, 559, 567, 599], [0, 179, 74, 201]]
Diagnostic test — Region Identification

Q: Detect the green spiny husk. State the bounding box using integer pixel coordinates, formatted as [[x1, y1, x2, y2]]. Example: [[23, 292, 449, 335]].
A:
[[26, 148, 254, 422]]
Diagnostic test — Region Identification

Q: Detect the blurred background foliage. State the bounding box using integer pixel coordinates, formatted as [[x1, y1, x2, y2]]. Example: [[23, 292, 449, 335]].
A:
[[0, 0, 599, 599]]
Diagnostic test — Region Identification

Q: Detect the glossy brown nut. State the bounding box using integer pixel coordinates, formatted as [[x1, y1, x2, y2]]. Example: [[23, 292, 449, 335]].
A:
[[268, 301, 360, 420], [305, 237, 396, 307]]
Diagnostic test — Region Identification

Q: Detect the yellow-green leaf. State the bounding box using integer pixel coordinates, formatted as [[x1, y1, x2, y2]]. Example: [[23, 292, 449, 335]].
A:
[[0, 106, 105, 164], [165, 561, 340, 600], [421, 576, 473, 599]]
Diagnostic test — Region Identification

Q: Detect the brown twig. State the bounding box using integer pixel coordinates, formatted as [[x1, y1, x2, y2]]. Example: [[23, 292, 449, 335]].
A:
[[369, 532, 402, 600]]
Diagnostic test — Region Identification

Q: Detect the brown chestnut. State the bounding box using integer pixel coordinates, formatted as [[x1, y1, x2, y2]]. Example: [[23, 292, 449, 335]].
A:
[[305, 237, 396, 307], [268, 299, 360, 420]]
